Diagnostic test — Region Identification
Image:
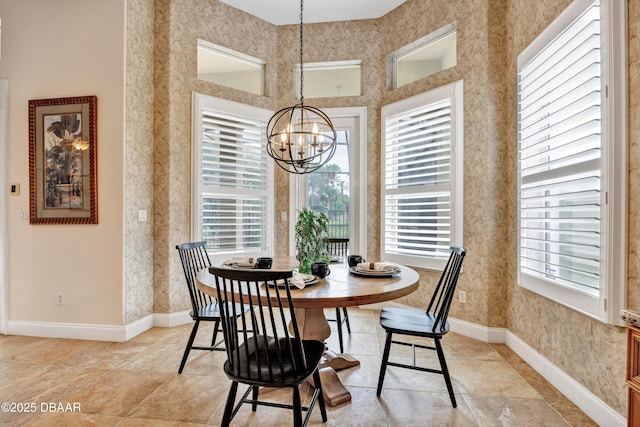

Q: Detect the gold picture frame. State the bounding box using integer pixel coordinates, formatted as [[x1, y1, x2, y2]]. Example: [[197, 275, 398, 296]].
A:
[[29, 96, 98, 224]]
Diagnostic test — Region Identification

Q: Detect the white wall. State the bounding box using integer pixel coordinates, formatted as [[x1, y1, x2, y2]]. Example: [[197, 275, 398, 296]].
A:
[[0, 0, 125, 327]]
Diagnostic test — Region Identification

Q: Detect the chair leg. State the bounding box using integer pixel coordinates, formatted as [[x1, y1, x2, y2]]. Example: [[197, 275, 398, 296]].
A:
[[293, 385, 303, 427], [251, 386, 259, 411], [342, 307, 351, 333], [435, 338, 457, 408], [211, 319, 221, 348], [376, 332, 393, 396], [335, 308, 344, 354], [313, 369, 328, 422], [178, 320, 200, 374], [221, 381, 239, 427]]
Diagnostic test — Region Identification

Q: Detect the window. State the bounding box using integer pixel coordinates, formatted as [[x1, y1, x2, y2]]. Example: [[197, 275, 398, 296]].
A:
[[387, 23, 457, 90], [197, 40, 266, 96], [517, 0, 627, 324], [191, 94, 274, 265], [294, 61, 362, 98], [381, 81, 464, 270]]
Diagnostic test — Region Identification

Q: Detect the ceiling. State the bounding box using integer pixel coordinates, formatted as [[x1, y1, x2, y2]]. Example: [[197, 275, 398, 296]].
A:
[[219, 0, 408, 25]]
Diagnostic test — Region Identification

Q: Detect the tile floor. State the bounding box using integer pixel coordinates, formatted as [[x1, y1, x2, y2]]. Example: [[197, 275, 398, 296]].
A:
[[0, 308, 597, 426]]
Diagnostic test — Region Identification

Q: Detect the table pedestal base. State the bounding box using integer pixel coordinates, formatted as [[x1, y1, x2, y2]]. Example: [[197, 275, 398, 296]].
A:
[[293, 308, 360, 407]]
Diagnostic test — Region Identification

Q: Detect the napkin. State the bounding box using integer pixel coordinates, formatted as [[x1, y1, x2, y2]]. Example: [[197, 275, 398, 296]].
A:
[[275, 272, 313, 289], [356, 261, 397, 271], [291, 272, 313, 289], [223, 257, 255, 268]]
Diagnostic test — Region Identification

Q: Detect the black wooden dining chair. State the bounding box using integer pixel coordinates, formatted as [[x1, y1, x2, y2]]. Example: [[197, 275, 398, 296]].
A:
[[175, 242, 251, 374], [376, 246, 466, 407], [209, 266, 327, 427], [323, 238, 351, 353]]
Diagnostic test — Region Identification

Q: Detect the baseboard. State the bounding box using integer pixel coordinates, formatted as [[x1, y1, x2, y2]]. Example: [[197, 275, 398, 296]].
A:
[[505, 331, 626, 427], [7, 320, 128, 342], [4, 311, 194, 342], [124, 314, 154, 341], [152, 310, 192, 327]]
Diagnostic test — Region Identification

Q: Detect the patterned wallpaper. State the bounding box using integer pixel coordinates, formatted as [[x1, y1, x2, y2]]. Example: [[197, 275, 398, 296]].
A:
[[124, 0, 637, 414], [124, 0, 155, 324]]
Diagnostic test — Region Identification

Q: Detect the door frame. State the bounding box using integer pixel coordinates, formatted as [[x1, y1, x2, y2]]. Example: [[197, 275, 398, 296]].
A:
[[0, 79, 8, 334], [289, 106, 368, 258]]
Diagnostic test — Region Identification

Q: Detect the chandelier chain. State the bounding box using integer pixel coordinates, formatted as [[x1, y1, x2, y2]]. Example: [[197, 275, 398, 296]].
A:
[[299, 0, 304, 104]]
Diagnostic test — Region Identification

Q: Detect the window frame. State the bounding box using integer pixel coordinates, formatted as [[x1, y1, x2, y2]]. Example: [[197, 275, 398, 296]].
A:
[[386, 23, 457, 90], [196, 39, 266, 96], [516, 0, 627, 325], [380, 80, 464, 271], [191, 93, 275, 266]]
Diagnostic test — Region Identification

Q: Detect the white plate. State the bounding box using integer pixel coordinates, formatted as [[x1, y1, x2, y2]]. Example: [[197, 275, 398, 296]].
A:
[[349, 266, 400, 277], [267, 274, 320, 288]]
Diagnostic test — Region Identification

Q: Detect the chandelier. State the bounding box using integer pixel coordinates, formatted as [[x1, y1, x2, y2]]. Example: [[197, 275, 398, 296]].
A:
[[266, 0, 337, 174]]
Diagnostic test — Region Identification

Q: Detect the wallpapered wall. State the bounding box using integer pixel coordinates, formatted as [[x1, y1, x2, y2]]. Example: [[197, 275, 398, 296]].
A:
[[130, 0, 637, 415], [124, 0, 155, 324]]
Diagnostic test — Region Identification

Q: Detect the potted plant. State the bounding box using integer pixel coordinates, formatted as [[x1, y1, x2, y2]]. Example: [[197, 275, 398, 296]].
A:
[[295, 208, 330, 274]]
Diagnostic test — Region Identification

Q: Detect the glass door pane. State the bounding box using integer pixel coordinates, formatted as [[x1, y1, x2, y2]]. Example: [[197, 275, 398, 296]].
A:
[[307, 130, 351, 239]]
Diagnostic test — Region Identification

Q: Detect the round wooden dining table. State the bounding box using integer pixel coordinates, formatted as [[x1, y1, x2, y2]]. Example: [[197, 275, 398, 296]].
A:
[[196, 256, 420, 406]]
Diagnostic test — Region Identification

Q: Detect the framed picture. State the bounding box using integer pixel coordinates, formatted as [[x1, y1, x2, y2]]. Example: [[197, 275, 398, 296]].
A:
[[29, 96, 98, 224]]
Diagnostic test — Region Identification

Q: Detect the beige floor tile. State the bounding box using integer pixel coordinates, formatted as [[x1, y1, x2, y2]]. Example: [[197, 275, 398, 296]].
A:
[[61, 340, 152, 370], [448, 360, 541, 399], [462, 395, 571, 427], [22, 412, 122, 426], [380, 388, 477, 427], [65, 369, 169, 417], [127, 374, 227, 424]]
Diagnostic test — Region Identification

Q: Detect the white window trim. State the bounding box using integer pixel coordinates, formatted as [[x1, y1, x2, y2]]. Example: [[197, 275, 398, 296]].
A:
[[380, 80, 464, 271], [0, 79, 8, 335], [516, 0, 627, 325], [191, 93, 275, 266], [289, 106, 368, 258]]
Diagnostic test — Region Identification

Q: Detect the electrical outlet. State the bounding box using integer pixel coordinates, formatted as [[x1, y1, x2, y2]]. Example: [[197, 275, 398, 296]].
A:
[[57, 293, 64, 306], [138, 210, 148, 222], [458, 290, 467, 304]]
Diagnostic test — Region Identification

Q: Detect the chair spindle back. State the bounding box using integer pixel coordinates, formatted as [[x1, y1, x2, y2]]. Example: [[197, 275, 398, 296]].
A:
[[176, 242, 215, 314], [324, 238, 349, 257], [425, 246, 466, 333], [209, 266, 308, 383]]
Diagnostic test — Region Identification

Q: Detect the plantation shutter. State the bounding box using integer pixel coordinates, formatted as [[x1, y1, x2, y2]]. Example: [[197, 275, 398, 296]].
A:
[[517, 1, 601, 293], [200, 109, 271, 252], [382, 85, 460, 267]]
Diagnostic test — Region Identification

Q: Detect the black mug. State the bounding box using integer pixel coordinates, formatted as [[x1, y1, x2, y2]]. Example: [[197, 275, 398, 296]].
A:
[[311, 262, 331, 278], [347, 255, 365, 267], [255, 257, 273, 269]]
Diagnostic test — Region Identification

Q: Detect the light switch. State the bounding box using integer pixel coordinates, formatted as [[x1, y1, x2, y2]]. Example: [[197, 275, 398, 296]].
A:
[[9, 183, 20, 196], [280, 211, 287, 222], [138, 209, 148, 222]]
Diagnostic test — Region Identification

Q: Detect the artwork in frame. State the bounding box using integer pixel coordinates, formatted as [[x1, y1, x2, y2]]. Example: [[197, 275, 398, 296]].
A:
[[28, 95, 98, 224]]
